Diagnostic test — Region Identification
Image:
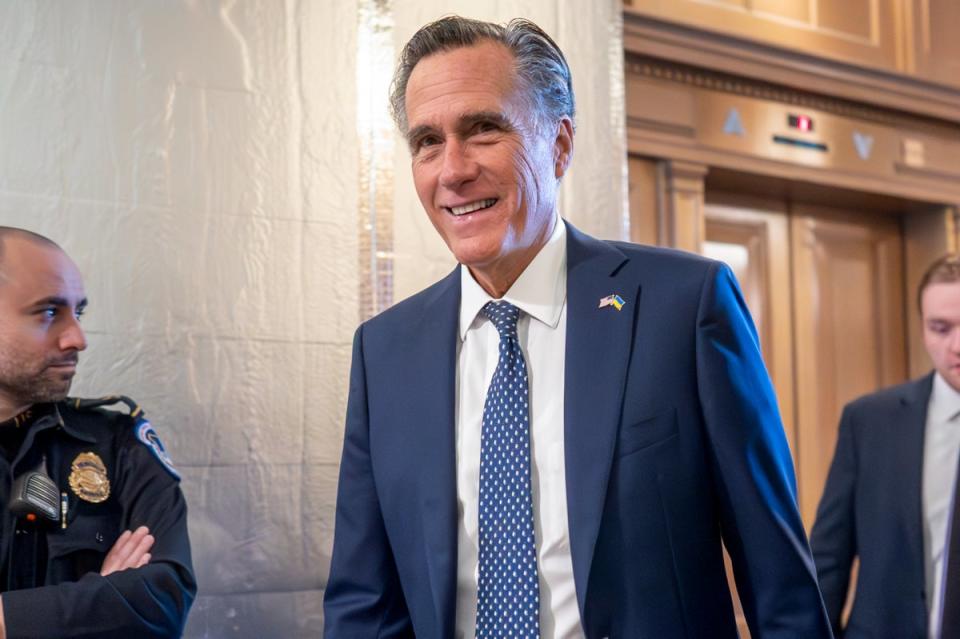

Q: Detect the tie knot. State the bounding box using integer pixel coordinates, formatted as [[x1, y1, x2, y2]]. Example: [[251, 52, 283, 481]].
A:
[[482, 301, 520, 338]]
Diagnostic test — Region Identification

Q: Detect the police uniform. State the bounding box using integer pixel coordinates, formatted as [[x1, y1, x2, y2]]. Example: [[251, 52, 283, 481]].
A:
[[0, 397, 196, 638]]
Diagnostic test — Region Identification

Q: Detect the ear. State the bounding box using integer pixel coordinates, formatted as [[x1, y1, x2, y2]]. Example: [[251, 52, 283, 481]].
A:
[[553, 117, 574, 179]]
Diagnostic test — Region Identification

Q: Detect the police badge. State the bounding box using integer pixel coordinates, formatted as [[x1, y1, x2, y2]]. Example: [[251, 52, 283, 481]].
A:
[[68, 452, 111, 503]]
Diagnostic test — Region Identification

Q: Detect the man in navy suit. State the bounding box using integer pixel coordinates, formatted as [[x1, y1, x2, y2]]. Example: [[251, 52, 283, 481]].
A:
[[324, 16, 831, 638], [811, 255, 960, 639]]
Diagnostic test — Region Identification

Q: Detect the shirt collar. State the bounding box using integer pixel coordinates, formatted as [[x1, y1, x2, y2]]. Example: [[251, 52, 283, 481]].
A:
[[929, 372, 960, 424], [459, 217, 567, 340]]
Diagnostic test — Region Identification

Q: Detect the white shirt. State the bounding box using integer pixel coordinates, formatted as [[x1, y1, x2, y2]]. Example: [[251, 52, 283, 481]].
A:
[[454, 219, 583, 639], [923, 373, 960, 639]]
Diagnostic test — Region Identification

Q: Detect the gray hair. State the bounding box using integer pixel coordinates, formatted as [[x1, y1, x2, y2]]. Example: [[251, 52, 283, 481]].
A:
[[389, 16, 575, 134]]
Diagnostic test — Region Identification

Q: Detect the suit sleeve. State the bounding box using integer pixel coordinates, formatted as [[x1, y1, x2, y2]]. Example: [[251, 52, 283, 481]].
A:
[[695, 262, 832, 638], [323, 325, 414, 638], [809, 406, 858, 634], [2, 425, 196, 639]]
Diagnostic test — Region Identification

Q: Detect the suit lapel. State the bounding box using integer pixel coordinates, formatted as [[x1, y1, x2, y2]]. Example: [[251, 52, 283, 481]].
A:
[[404, 267, 460, 636], [895, 373, 935, 582], [563, 223, 639, 617]]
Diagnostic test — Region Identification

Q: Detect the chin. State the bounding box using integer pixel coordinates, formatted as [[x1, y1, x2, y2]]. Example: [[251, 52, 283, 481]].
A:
[[449, 243, 502, 269]]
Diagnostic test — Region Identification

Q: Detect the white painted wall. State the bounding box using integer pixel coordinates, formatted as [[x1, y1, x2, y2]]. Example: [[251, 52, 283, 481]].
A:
[[0, 2, 625, 636]]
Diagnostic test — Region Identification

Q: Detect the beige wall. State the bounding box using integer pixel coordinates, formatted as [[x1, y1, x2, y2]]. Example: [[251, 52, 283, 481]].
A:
[[0, 2, 626, 636]]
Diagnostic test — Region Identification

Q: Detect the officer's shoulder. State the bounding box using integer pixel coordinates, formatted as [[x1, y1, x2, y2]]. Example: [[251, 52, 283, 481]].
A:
[[63, 395, 181, 480], [60, 395, 142, 431]]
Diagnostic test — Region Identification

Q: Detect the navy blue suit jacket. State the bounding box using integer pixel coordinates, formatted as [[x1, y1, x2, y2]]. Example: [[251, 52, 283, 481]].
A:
[[324, 223, 831, 638], [810, 374, 934, 639]]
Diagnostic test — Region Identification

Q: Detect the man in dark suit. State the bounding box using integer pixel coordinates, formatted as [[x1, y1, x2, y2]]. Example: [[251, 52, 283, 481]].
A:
[[324, 16, 831, 639], [811, 255, 960, 639]]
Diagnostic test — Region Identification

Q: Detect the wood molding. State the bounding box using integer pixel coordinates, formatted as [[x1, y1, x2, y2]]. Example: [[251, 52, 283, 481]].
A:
[[623, 10, 960, 124], [626, 57, 959, 135]]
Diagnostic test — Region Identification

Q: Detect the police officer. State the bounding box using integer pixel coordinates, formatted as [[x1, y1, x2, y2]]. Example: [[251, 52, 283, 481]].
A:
[[0, 228, 195, 638]]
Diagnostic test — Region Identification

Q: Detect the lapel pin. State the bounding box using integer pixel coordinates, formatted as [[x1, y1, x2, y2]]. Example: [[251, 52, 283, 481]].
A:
[[599, 294, 625, 311]]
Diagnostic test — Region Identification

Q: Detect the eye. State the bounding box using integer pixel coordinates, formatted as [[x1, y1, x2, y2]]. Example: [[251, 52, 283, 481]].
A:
[[413, 134, 442, 154], [474, 120, 500, 134], [929, 321, 951, 334], [75, 308, 86, 320]]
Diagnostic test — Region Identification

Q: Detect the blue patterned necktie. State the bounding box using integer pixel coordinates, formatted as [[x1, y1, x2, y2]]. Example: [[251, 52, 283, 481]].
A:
[[476, 301, 540, 639]]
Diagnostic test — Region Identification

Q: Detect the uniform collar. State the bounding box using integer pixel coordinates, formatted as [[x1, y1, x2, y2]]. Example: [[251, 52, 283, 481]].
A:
[[0, 403, 61, 432], [929, 372, 960, 424], [459, 216, 567, 340], [0, 406, 44, 430], [37, 403, 97, 444]]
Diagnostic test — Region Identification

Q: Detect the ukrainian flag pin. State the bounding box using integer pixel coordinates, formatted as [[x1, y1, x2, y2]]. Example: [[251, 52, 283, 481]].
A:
[[599, 294, 625, 311]]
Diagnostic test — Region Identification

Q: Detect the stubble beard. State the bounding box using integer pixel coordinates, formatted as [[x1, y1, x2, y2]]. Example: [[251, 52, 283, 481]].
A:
[[0, 349, 76, 408]]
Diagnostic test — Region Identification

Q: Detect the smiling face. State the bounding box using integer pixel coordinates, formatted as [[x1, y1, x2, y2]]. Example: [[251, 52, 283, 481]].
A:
[[0, 235, 88, 420], [403, 40, 573, 297]]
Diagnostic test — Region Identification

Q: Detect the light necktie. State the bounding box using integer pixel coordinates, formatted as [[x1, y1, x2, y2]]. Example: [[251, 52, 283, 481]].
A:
[[476, 301, 540, 639]]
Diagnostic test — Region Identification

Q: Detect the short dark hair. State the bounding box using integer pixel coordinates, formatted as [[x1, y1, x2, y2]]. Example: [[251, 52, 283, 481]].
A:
[[918, 254, 960, 312], [389, 16, 575, 134]]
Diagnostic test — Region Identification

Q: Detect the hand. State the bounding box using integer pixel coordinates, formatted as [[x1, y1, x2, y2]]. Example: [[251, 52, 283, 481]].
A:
[[0, 595, 6, 639], [100, 526, 154, 577]]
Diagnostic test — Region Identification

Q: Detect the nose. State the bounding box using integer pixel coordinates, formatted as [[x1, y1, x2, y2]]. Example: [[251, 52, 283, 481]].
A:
[[60, 315, 87, 352], [438, 138, 479, 189]]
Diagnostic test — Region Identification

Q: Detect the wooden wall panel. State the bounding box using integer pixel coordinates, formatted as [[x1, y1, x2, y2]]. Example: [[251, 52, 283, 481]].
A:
[[625, 0, 899, 73], [914, 0, 960, 88], [791, 207, 907, 527], [818, 0, 874, 40], [627, 155, 661, 246], [755, 0, 810, 23]]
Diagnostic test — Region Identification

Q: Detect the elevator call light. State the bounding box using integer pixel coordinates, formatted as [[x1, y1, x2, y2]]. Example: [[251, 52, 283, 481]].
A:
[[788, 114, 814, 132]]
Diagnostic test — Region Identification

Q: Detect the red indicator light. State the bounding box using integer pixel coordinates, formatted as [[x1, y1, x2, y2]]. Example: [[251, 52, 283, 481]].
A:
[[788, 113, 815, 132]]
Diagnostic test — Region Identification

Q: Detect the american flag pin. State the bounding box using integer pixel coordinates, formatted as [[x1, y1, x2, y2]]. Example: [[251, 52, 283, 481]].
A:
[[598, 294, 625, 311]]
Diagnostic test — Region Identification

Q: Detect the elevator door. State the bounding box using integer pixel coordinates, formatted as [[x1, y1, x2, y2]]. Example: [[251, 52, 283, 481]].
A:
[[705, 195, 907, 527], [704, 194, 907, 636]]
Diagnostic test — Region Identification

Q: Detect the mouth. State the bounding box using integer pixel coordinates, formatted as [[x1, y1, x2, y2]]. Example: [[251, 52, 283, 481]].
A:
[[444, 198, 498, 217], [48, 358, 78, 371]]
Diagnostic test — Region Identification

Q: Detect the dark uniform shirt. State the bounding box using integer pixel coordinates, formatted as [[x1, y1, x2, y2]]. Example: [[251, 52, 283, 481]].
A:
[[0, 398, 196, 638]]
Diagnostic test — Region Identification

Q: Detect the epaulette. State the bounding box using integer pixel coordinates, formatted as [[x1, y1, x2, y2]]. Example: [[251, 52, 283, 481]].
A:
[[70, 396, 180, 481], [70, 395, 144, 419]]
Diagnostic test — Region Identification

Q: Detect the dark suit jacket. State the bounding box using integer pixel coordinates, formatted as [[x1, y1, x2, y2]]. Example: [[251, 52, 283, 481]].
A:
[[810, 374, 935, 639], [324, 223, 831, 638]]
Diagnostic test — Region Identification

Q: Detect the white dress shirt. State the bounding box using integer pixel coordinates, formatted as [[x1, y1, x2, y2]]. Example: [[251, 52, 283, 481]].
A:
[[454, 218, 584, 639], [923, 373, 960, 639]]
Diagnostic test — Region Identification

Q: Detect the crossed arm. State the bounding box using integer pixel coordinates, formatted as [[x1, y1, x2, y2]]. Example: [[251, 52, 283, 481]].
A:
[[0, 526, 155, 639]]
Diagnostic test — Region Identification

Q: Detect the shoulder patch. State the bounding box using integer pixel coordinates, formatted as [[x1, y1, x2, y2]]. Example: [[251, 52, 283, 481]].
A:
[[135, 418, 180, 480]]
